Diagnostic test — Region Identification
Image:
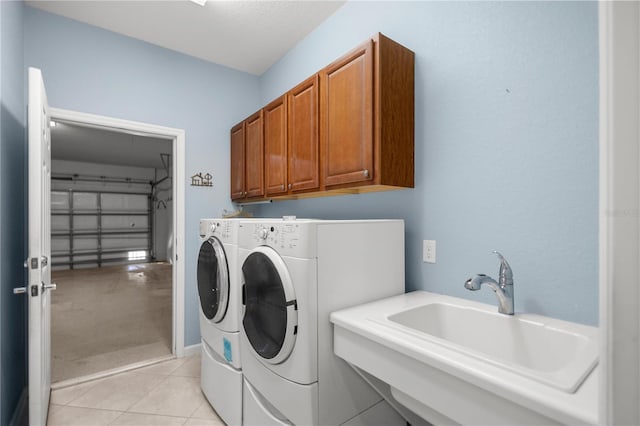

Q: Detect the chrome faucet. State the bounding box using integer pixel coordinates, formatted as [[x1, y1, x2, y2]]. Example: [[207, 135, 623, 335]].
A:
[[464, 251, 514, 315]]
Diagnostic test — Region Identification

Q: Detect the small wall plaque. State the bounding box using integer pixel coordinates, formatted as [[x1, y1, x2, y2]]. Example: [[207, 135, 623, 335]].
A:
[[191, 172, 213, 187]]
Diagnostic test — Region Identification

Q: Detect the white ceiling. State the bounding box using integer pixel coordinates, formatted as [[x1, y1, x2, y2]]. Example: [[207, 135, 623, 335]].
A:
[[51, 121, 173, 169], [25, 0, 346, 75]]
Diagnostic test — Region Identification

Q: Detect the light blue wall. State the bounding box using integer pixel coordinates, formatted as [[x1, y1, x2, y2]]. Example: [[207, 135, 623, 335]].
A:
[[0, 0, 27, 424], [256, 1, 599, 325], [20, 2, 598, 355], [24, 6, 262, 346]]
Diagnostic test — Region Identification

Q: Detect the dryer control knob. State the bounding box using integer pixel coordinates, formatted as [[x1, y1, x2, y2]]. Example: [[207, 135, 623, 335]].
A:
[[210, 223, 217, 233], [258, 227, 269, 240]]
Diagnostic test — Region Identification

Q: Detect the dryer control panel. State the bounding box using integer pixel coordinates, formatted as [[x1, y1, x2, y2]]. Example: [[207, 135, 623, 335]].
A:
[[199, 219, 238, 244]]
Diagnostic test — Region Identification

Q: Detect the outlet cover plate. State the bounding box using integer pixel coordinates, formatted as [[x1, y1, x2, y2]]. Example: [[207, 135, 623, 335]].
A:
[[423, 240, 436, 263]]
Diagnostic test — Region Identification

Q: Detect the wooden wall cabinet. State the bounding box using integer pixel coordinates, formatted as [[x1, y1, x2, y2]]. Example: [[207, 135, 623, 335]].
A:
[[321, 40, 374, 188], [320, 33, 415, 192], [264, 96, 288, 196], [230, 110, 264, 201], [287, 75, 320, 193], [264, 75, 320, 198], [230, 122, 245, 200], [231, 33, 414, 202]]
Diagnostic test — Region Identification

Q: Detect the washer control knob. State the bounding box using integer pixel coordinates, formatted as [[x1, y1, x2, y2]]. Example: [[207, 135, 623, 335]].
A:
[[210, 223, 217, 233], [258, 227, 269, 240]]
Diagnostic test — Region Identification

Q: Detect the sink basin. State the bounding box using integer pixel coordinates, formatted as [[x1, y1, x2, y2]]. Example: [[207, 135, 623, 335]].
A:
[[330, 291, 600, 425], [386, 302, 597, 392]]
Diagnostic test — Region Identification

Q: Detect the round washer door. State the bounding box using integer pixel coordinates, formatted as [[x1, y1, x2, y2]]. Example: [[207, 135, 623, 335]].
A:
[[197, 237, 230, 323], [242, 246, 297, 365]]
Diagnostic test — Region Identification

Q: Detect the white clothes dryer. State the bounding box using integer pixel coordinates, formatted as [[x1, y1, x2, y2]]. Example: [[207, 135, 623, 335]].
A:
[[238, 218, 407, 426], [197, 218, 250, 425]]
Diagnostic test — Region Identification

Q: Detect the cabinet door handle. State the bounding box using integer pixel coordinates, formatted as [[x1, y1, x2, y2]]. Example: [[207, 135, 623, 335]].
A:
[[281, 184, 285, 190], [363, 169, 369, 177], [288, 183, 292, 190]]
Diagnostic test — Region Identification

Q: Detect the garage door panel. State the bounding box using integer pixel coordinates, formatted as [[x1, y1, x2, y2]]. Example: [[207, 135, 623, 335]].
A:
[[73, 216, 99, 230], [52, 191, 69, 210], [52, 216, 69, 231], [73, 192, 98, 210], [102, 216, 148, 230], [73, 237, 98, 251], [52, 239, 69, 252], [101, 193, 148, 212], [101, 235, 148, 250]]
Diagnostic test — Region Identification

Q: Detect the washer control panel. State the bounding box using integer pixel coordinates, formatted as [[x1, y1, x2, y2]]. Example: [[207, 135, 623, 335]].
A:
[[240, 220, 316, 258], [249, 223, 299, 249]]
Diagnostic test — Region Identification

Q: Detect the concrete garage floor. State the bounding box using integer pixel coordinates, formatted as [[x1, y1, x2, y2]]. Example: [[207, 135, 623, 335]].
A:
[[51, 263, 173, 384]]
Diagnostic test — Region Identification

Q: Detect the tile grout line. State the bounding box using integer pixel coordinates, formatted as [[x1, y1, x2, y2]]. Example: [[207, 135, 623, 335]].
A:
[[106, 410, 126, 425], [48, 355, 210, 426], [123, 373, 173, 415]]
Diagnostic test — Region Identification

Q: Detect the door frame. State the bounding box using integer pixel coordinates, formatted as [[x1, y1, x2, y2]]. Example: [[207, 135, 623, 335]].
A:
[[49, 107, 186, 357], [598, 1, 640, 423]]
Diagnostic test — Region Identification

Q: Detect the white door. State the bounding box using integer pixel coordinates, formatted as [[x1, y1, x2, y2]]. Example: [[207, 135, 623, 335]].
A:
[[27, 67, 54, 426]]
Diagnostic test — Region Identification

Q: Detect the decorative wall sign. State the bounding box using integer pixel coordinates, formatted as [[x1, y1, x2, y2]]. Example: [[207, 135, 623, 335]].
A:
[[191, 172, 213, 187]]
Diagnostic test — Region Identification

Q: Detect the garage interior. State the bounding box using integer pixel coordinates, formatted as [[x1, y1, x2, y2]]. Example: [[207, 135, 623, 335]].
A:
[[50, 120, 174, 384]]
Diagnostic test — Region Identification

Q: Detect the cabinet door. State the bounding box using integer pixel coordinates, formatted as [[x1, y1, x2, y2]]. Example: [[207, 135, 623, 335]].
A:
[[230, 122, 245, 200], [245, 111, 264, 198], [264, 96, 288, 196], [288, 75, 319, 192], [321, 40, 373, 187]]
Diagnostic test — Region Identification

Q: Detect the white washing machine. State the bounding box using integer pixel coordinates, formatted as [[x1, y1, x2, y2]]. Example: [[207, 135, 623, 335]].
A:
[[238, 218, 407, 426], [197, 218, 250, 425]]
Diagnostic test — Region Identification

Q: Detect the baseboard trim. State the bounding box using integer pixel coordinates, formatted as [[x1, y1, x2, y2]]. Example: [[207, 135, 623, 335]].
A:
[[183, 342, 202, 357], [9, 388, 28, 426]]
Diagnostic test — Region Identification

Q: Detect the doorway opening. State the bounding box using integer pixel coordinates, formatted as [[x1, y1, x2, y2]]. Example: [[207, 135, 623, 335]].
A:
[[47, 109, 185, 385]]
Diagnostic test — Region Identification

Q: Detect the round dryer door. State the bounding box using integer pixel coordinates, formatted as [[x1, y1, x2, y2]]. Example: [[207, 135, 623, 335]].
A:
[[197, 237, 230, 323], [242, 246, 297, 365]]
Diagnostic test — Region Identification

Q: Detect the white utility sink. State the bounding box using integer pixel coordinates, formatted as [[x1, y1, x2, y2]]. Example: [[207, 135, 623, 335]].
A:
[[387, 302, 597, 392], [330, 291, 599, 425]]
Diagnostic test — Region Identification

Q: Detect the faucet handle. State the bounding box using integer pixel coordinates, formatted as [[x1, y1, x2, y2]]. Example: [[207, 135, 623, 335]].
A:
[[492, 251, 513, 287]]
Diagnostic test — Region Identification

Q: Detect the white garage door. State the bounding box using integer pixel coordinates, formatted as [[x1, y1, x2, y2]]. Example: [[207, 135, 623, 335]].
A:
[[51, 190, 151, 269]]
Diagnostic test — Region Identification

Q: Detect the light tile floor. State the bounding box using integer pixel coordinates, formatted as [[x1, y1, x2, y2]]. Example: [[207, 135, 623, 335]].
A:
[[48, 353, 225, 426]]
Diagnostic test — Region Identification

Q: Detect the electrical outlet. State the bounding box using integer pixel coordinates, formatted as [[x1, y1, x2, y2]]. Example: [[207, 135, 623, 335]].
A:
[[423, 240, 436, 263]]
